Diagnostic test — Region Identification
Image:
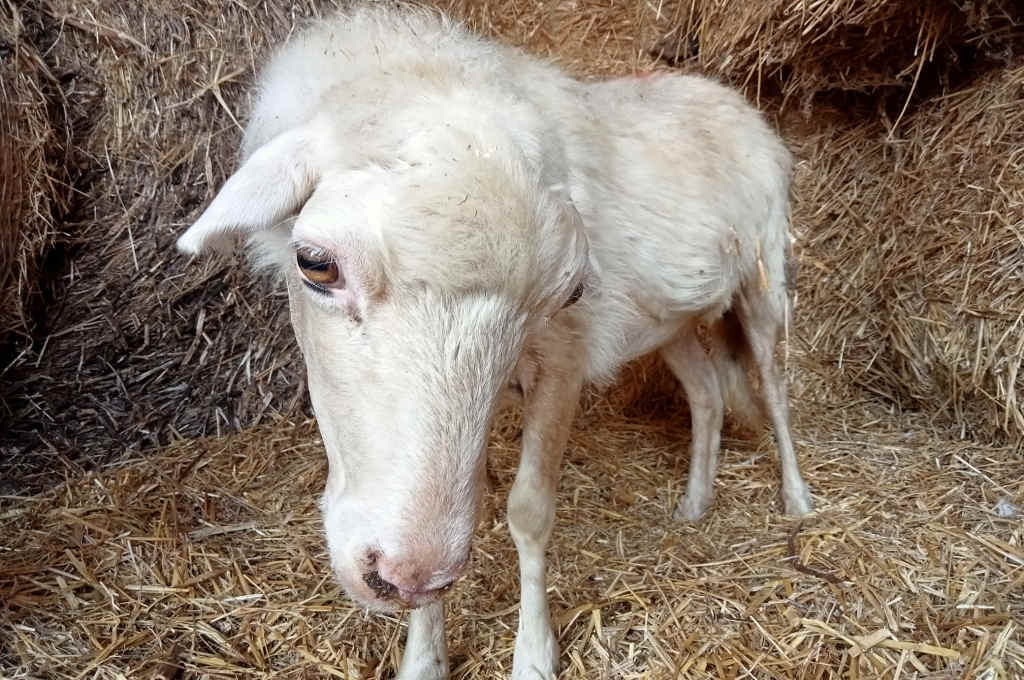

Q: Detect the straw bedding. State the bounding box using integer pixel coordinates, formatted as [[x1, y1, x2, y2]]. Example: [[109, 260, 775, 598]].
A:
[[2, 403, 1021, 678], [0, 3, 68, 345], [1, 0, 1023, 677]]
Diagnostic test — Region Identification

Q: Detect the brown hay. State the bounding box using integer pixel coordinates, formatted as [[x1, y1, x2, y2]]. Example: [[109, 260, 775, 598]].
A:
[[0, 0, 690, 488], [0, 0, 1018, 489], [789, 64, 1024, 442], [0, 2, 67, 344], [0, 0, 328, 487], [672, 0, 1023, 111], [2, 404, 1021, 678], [443, 0, 684, 77]]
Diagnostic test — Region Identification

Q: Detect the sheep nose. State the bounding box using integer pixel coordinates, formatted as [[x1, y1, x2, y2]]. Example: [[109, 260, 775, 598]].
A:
[[362, 569, 457, 600], [363, 553, 466, 602]]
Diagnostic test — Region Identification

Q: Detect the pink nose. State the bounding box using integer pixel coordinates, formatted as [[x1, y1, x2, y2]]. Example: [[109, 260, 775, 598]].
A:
[[363, 552, 466, 602]]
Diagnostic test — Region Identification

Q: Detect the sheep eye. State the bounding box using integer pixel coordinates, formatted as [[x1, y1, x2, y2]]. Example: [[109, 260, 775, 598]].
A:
[[296, 247, 342, 287]]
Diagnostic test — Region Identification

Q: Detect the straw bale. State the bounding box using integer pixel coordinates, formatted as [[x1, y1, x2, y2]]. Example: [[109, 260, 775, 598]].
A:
[[0, 0, 686, 490], [0, 0, 1019, 496], [789, 64, 1024, 442], [2, 404, 1021, 678], [0, 3, 67, 344], [443, 0, 685, 77], [0, 0, 331, 489], [673, 0, 1023, 109]]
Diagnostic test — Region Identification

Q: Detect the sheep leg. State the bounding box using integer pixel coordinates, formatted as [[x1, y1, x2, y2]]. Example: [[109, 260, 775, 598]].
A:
[[509, 334, 583, 680], [736, 296, 813, 516], [396, 601, 448, 680], [661, 327, 724, 522]]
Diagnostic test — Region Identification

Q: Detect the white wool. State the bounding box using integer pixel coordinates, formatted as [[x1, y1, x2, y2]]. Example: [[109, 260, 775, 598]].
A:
[[177, 5, 811, 678]]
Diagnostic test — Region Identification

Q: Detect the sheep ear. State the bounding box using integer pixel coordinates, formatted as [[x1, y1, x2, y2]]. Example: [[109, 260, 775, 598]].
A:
[[176, 123, 324, 256]]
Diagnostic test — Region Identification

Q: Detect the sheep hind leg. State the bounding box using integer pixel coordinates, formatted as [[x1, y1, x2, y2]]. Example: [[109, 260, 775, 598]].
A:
[[735, 295, 813, 516], [660, 326, 724, 522]]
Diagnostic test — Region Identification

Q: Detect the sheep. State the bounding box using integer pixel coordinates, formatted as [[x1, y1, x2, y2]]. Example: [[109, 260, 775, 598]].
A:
[[176, 5, 814, 679]]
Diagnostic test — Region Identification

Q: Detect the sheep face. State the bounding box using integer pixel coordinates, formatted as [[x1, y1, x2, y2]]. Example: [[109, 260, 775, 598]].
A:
[[177, 118, 588, 611]]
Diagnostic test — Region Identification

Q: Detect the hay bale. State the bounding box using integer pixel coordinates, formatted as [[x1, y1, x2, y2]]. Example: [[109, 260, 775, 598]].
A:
[[444, 0, 685, 76], [673, 0, 1022, 107], [0, 5, 64, 343], [2, 0, 1020, 491], [0, 0, 692, 487], [792, 64, 1024, 441], [0, 0, 315, 485]]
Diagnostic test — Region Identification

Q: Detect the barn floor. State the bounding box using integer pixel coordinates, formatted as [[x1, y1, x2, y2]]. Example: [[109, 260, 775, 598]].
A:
[[2, 387, 1021, 679]]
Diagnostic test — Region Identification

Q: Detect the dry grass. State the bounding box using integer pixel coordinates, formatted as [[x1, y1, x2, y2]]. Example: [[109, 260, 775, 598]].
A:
[[1, 0, 332, 486], [787, 64, 1024, 441], [2, 0, 1021, 485], [443, 0, 684, 77], [2, 400, 1021, 679], [0, 2, 68, 344], [676, 0, 1023, 112]]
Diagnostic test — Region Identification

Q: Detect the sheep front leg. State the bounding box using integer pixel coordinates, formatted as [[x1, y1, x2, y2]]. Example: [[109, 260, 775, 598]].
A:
[[509, 337, 583, 680], [396, 602, 448, 680]]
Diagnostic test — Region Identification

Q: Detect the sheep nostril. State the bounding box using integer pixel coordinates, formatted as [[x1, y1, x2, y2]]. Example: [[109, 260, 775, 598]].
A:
[[363, 569, 397, 599]]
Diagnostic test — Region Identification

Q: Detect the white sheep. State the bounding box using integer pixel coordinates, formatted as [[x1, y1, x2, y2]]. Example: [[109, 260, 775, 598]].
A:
[[177, 5, 814, 679]]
